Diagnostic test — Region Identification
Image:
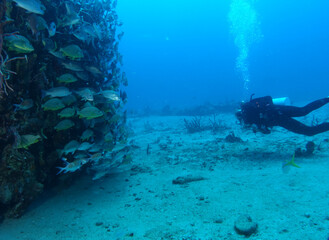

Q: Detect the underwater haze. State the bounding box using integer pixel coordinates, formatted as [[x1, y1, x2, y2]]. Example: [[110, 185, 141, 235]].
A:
[[3, 0, 329, 239], [118, 0, 329, 110]]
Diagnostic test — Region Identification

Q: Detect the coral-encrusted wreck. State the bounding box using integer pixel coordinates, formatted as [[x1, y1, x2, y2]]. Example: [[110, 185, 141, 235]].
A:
[[0, 0, 128, 219]]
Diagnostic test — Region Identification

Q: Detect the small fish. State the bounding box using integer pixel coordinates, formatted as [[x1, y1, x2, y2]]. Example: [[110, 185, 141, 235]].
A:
[[57, 2, 80, 28], [57, 157, 88, 175], [82, 102, 93, 108], [57, 73, 78, 84], [75, 88, 95, 101], [92, 171, 107, 181], [49, 50, 65, 59], [61, 94, 77, 106], [48, 22, 56, 37], [14, 99, 33, 111], [282, 153, 301, 174], [80, 23, 97, 38], [97, 89, 120, 101], [89, 152, 103, 162], [60, 44, 84, 60], [13, 0, 46, 15], [112, 143, 128, 152], [78, 142, 94, 151], [60, 140, 80, 156], [42, 98, 65, 111], [42, 86, 72, 98], [80, 129, 94, 141], [75, 71, 89, 81], [88, 143, 103, 153], [109, 150, 130, 170], [27, 14, 48, 35], [5, 35, 34, 53], [73, 28, 93, 44], [78, 106, 103, 120], [54, 119, 75, 131], [27, 14, 38, 35], [85, 66, 102, 75], [74, 153, 89, 160], [62, 62, 83, 71], [17, 134, 41, 149], [42, 38, 56, 51], [58, 13, 80, 28], [58, 107, 75, 118]]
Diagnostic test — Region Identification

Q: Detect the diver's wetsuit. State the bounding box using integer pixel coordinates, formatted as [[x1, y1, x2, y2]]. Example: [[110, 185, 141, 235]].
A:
[[239, 96, 329, 136]]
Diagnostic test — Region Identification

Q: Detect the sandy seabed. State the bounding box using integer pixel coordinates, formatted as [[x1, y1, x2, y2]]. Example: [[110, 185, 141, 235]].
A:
[[1, 110, 329, 240]]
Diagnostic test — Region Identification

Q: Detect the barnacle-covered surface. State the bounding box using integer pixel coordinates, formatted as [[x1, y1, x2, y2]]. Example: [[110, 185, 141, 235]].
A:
[[0, 0, 129, 219]]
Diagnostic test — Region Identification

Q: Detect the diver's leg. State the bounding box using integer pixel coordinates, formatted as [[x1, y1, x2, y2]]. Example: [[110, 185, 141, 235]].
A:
[[276, 116, 329, 136], [275, 98, 329, 117]]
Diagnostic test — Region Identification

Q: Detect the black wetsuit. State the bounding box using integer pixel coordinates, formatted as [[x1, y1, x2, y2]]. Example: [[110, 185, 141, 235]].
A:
[[239, 96, 329, 136]]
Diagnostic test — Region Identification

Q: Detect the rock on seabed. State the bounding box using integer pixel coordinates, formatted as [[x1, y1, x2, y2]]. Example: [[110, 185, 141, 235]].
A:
[[234, 214, 258, 237]]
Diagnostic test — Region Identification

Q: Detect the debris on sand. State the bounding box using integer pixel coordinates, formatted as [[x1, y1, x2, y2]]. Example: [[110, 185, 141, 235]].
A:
[[172, 175, 206, 185]]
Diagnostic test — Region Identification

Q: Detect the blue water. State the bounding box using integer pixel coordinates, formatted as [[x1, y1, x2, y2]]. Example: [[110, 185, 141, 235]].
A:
[[117, 0, 329, 110]]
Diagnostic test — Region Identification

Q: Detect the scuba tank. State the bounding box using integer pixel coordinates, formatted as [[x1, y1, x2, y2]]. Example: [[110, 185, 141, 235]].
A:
[[272, 97, 291, 106]]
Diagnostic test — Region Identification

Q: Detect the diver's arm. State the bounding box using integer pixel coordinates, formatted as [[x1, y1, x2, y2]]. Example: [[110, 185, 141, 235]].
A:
[[259, 125, 271, 134], [251, 124, 271, 134]]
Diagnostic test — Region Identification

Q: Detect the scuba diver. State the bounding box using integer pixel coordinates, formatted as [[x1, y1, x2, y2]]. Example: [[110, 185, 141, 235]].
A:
[[235, 94, 329, 136]]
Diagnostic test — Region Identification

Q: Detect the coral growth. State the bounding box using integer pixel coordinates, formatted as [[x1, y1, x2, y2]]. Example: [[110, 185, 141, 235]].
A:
[[0, 0, 128, 219]]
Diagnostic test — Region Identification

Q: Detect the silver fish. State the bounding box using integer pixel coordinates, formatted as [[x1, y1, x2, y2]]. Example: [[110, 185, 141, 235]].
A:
[[78, 142, 94, 151], [61, 140, 80, 156], [43, 87, 72, 98], [13, 0, 46, 15], [62, 62, 84, 72], [75, 88, 95, 101], [49, 50, 65, 59], [57, 157, 88, 174], [98, 89, 120, 101]]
